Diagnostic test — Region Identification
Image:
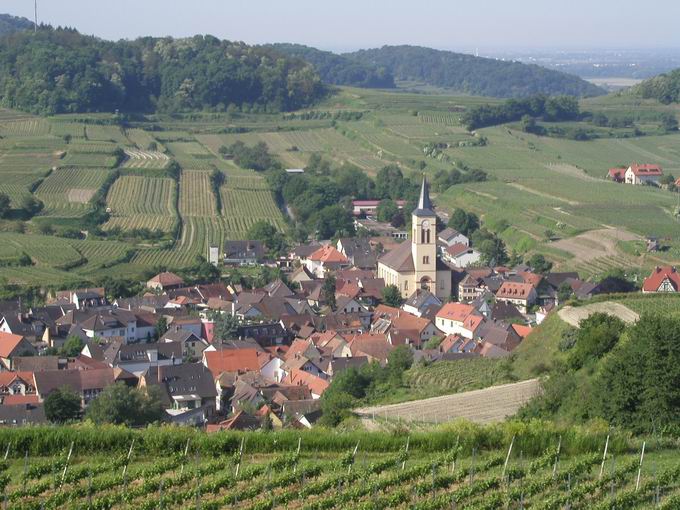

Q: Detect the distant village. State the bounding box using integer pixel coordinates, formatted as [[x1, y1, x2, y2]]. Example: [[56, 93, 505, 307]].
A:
[[0, 178, 675, 430]]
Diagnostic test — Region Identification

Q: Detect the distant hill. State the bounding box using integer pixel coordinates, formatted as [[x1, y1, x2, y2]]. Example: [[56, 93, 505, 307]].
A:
[[634, 68, 680, 104], [0, 13, 34, 36], [346, 45, 605, 98], [0, 28, 325, 115], [269, 44, 395, 88]]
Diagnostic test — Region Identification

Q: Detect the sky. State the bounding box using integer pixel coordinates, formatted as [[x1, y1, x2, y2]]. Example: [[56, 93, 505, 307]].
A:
[[3, 0, 680, 53]]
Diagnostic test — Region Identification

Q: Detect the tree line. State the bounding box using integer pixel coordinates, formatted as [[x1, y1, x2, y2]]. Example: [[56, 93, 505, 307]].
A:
[[461, 95, 581, 130], [0, 27, 326, 115]]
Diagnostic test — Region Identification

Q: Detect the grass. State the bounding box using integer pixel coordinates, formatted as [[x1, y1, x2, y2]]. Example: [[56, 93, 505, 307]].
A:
[[369, 358, 515, 405], [512, 313, 572, 380]]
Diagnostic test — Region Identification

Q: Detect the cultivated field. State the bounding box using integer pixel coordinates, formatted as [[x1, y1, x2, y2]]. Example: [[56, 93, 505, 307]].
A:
[[104, 176, 177, 232], [35, 168, 109, 217], [355, 379, 541, 425], [558, 302, 640, 328], [1, 425, 677, 510]]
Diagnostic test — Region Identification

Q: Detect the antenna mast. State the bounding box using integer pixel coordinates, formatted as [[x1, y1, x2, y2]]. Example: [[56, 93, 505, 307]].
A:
[[34, 0, 38, 32]]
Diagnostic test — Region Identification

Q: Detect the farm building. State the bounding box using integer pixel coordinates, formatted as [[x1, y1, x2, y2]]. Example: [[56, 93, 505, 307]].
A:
[[625, 164, 663, 185], [352, 199, 407, 217], [642, 266, 680, 293]]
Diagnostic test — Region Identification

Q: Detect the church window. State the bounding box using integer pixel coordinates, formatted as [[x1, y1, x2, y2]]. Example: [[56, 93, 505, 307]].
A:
[[404, 280, 408, 290], [421, 229, 425, 244], [426, 229, 431, 243], [423, 256, 429, 265]]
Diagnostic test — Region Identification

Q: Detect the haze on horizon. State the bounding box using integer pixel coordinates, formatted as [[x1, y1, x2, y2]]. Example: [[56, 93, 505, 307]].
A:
[[4, 0, 680, 53]]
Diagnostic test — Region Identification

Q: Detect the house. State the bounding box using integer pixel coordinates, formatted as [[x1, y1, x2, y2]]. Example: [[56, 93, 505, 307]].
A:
[[438, 228, 469, 247], [284, 369, 329, 399], [442, 244, 481, 268], [495, 282, 537, 313], [102, 340, 182, 376], [0, 371, 36, 397], [371, 305, 440, 347], [140, 363, 217, 424], [348, 333, 393, 364], [161, 329, 209, 360], [435, 303, 484, 339], [607, 167, 626, 183], [402, 290, 442, 318], [33, 368, 115, 407], [0, 403, 46, 426], [336, 238, 377, 270], [335, 295, 368, 315], [223, 240, 266, 265], [0, 333, 37, 370], [377, 177, 452, 299], [642, 266, 680, 293], [206, 411, 262, 432], [59, 308, 157, 344], [351, 200, 406, 217], [477, 320, 522, 352], [53, 288, 107, 310], [303, 245, 349, 278], [439, 334, 477, 354], [146, 272, 185, 292], [624, 164, 663, 186]]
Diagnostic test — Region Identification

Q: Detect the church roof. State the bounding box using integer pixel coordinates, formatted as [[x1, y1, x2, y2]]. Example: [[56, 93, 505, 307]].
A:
[[413, 176, 435, 217], [378, 241, 414, 272]]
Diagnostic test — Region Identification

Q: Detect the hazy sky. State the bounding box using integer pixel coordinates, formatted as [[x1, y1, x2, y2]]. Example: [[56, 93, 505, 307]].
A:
[[4, 0, 680, 52]]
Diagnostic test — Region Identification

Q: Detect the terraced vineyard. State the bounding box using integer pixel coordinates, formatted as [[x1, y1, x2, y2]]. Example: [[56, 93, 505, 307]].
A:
[[104, 176, 178, 232], [123, 148, 170, 169], [0, 425, 678, 510]]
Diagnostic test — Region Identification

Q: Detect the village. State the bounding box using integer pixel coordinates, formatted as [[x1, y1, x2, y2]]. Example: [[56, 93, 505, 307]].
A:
[[0, 177, 676, 430]]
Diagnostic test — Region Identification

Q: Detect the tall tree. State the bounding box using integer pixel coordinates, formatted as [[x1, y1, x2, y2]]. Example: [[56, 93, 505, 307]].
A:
[[44, 387, 81, 424]]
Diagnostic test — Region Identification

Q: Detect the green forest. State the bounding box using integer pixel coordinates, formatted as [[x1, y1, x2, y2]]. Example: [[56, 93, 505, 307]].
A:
[[347, 45, 605, 97], [636, 68, 680, 104], [0, 27, 326, 114], [270, 43, 396, 88]]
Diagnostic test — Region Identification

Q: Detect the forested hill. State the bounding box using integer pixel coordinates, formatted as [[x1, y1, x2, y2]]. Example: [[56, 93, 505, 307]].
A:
[[346, 45, 605, 98], [0, 14, 34, 36], [269, 43, 395, 88], [634, 68, 680, 104], [0, 27, 325, 115]]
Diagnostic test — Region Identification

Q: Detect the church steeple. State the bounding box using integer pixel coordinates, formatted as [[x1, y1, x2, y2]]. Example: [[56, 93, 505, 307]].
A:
[[413, 176, 435, 217]]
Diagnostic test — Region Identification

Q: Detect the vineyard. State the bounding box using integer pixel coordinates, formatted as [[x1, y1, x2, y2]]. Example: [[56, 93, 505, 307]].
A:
[[104, 176, 178, 233], [0, 424, 677, 509], [123, 149, 170, 169], [35, 168, 110, 217]]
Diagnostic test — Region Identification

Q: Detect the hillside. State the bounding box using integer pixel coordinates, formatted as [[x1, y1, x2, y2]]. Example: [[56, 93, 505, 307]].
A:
[[270, 43, 395, 88], [635, 68, 680, 104], [0, 13, 33, 36], [0, 28, 325, 115], [346, 45, 605, 98]]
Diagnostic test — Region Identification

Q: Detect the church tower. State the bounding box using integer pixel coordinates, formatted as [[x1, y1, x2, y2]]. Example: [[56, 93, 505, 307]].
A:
[[411, 176, 438, 292]]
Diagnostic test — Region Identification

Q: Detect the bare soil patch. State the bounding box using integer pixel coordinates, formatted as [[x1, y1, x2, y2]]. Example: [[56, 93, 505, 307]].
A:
[[355, 379, 541, 425], [67, 188, 96, 203], [558, 302, 639, 328], [550, 228, 641, 264]]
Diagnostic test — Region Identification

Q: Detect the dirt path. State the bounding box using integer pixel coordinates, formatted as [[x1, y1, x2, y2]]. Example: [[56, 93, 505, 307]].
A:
[[545, 163, 599, 182], [558, 302, 639, 328], [550, 227, 641, 265], [355, 379, 541, 426], [507, 183, 580, 206]]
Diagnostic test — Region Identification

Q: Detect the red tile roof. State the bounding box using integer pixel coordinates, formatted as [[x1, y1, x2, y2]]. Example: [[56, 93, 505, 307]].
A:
[[511, 324, 533, 339], [436, 302, 476, 322], [307, 246, 348, 264], [0, 333, 27, 358], [284, 369, 329, 397], [608, 168, 626, 180], [148, 271, 185, 287], [2, 394, 39, 405], [496, 282, 534, 300], [203, 349, 272, 375], [446, 243, 470, 257], [642, 266, 680, 292], [629, 164, 662, 176], [518, 271, 543, 288], [0, 371, 34, 387]]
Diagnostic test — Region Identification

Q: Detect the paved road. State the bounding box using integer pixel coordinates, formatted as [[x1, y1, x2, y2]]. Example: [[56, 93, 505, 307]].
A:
[[355, 379, 541, 425]]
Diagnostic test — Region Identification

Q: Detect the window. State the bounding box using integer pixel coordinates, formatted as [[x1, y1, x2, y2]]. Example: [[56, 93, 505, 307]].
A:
[[426, 229, 431, 244], [404, 280, 408, 290], [423, 256, 429, 265]]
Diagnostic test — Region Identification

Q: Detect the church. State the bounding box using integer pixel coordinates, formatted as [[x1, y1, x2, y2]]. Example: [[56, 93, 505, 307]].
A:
[[377, 177, 453, 299]]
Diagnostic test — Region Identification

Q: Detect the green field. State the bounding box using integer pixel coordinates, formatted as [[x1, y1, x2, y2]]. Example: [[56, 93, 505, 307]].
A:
[[0, 424, 676, 510], [0, 87, 679, 285]]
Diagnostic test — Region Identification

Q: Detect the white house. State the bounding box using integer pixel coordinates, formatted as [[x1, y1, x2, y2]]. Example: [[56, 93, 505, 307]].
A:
[[624, 164, 663, 186], [438, 228, 469, 247], [435, 302, 484, 339], [442, 244, 481, 268]]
